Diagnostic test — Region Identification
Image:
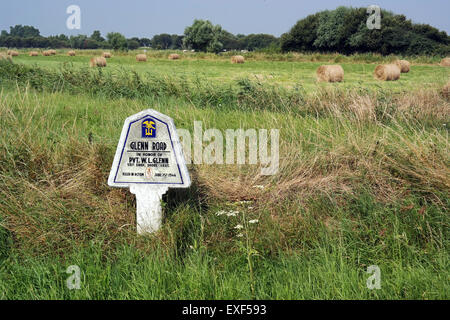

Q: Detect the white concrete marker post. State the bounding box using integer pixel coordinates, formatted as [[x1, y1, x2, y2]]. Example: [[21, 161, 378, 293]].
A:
[[108, 109, 191, 234]]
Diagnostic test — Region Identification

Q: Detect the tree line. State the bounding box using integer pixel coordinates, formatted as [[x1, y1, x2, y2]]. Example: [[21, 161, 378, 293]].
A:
[[0, 23, 278, 52], [1, 7, 448, 55]]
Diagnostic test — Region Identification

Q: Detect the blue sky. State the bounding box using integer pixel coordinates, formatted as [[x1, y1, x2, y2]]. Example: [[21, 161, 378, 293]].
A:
[[1, 0, 449, 38]]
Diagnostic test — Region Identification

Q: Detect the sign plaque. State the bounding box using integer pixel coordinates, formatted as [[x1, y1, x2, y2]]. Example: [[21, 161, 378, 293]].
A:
[[108, 109, 190, 234]]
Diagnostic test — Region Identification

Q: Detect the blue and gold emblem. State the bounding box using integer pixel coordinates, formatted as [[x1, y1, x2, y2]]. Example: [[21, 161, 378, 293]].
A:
[[141, 118, 156, 138]]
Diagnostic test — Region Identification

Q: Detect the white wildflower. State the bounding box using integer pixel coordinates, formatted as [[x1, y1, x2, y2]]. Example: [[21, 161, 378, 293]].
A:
[[253, 185, 264, 189], [217, 210, 239, 217], [234, 224, 244, 230], [249, 219, 259, 224], [226, 210, 239, 217], [236, 233, 244, 238]]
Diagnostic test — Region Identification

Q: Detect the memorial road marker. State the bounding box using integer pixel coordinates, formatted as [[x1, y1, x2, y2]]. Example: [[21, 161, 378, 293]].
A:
[[108, 109, 191, 234]]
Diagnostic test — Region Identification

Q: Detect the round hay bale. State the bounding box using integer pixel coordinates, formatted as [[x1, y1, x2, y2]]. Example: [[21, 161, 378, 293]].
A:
[[374, 64, 401, 81], [67, 50, 76, 56], [231, 55, 245, 64], [168, 53, 180, 60], [29, 51, 38, 57], [102, 52, 112, 58], [440, 58, 450, 67], [394, 60, 410, 73], [0, 53, 12, 62], [89, 56, 107, 68], [316, 65, 344, 82], [42, 50, 51, 56], [136, 54, 147, 62], [49, 49, 57, 55], [7, 50, 19, 56], [442, 82, 450, 99]]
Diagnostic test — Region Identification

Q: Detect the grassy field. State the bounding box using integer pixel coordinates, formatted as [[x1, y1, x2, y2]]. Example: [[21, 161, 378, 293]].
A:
[[0, 51, 449, 299], [7, 49, 450, 92]]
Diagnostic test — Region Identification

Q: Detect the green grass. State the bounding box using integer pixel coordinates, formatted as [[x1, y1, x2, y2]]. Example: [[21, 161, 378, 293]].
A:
[[0, 53, 448, 299], [1, 239, 447, 299]]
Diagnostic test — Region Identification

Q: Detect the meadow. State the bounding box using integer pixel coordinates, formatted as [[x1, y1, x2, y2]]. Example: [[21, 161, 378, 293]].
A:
[[9, 49, 450, 92], [0, 50, 448, 299]]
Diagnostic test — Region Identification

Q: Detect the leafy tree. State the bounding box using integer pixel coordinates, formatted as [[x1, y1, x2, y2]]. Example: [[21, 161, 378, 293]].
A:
[[69, 35, 88, 49], [47, 35, 69, 48], [170, 35, 184, 49], [56, 34, 69, 42], [281, 7, 449, 55], [219, 31, 239, 50], [280, 13, 321, 52], [207, 37, 223, 53], [107, 32, 127, 50], [151, 33, 172, 49], [90, 30, 104, 42], [240, 34, 279, 51], [413, 24, 448, 44], [9, 25, 40, 38], [35, 36, 50, 48], [127, 38, 140, 50], [183, 20, 223, 53], [84, 39, 100, 49], [313, 6, 363, 52], [139, 38, 151, 47]]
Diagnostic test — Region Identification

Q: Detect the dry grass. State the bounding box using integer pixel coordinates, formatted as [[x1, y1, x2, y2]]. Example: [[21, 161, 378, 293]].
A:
[[203, 132, 447, 215], [0, 53, 12, 62], [396, 88, 450, 120], [0, 143, 136, 254], [442, 82, 450, 99], [301, 87, 449, 123], [0, 98, 136, 253], [196, 87, 449, 211]]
